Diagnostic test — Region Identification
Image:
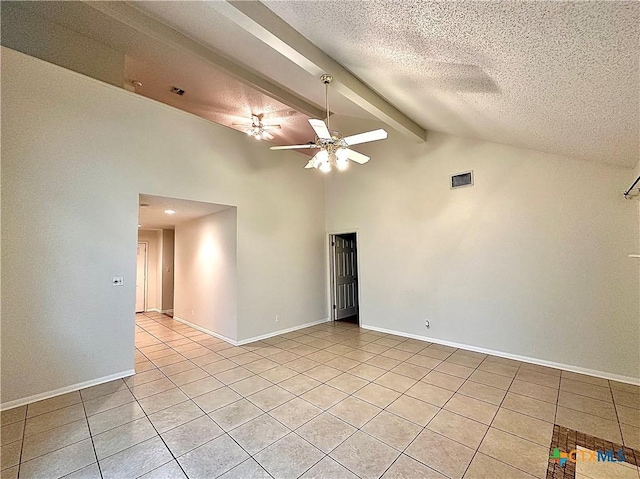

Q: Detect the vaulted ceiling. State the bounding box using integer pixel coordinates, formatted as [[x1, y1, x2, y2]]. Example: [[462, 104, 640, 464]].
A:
[[263, 1, 639, 167], [4, 1, 639, 167]]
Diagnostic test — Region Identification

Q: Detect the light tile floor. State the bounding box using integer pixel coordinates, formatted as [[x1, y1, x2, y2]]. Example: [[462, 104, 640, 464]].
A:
[[1, 312, 639, 479]]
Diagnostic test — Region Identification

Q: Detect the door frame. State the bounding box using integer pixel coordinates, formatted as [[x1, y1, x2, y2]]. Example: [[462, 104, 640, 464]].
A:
[[327, 230, 361, 324], [136, 241, 149, 313]]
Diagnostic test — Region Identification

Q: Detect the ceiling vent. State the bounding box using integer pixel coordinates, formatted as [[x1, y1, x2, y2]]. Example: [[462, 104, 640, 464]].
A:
[[170, 86, 185, 96], [451, 171, 473, 189]]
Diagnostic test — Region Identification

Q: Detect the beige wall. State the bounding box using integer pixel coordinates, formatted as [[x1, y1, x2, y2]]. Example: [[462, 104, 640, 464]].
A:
[[326, 116, 640, 382], [3, 45, 637, 408], [136, 230, 162, 311], [1, 48, 327, 406], [174, 209, 238, 340], [162, 229, 175, 313], [0, 2, 124, 87], [633, 162, 640, 328]]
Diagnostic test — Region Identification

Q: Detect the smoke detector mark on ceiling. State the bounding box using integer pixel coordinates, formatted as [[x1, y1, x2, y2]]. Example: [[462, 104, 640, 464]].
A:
[[170, 86, 186, 96]]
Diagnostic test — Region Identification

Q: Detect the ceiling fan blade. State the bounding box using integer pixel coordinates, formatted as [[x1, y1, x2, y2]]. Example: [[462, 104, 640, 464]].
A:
[[269, 144, 318, 150], [308, 119, 332, 140], [232, 122, 252, 127], [345, 148, 370, 164], [304, 159, 316, 169], [262, 125, 281, 130], [343, 129, 388, 146]]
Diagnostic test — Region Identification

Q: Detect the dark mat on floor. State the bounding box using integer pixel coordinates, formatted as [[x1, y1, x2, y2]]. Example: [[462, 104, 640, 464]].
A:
[[547, 424, 639, 478]]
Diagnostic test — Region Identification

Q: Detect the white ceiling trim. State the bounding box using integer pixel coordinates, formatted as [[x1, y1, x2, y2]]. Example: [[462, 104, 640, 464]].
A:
[[85, 1, 326, 119], [209, 0, 427, 142]]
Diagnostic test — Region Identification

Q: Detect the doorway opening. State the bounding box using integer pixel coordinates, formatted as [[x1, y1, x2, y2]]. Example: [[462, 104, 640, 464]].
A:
[[136, 193, 238, 339], [330, 232, 360, 325]]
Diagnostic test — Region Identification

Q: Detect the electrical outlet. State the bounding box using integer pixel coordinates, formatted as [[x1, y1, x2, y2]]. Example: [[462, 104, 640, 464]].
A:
[[425, 319, 430, 329], [275, 315, 280, 323], [112, 277, 124, 286]]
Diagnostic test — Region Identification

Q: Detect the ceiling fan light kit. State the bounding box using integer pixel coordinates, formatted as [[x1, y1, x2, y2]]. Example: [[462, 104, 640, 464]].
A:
[[233, 113, 281, 140], [270, 74, 388, 172]]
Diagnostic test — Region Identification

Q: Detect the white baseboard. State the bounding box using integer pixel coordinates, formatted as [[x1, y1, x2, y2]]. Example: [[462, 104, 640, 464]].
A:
[[172, 316, 330, 346], [1, 369, 135, 411], [172, 316, 237, 345], [361, 324, 640, 386], [145, 308, 173, 315], [236, 318, 330, 346]]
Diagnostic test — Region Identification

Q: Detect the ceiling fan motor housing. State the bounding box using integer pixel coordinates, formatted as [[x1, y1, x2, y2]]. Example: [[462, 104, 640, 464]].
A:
[[320, 74, 333, 84], [268, 72, 386, 171]]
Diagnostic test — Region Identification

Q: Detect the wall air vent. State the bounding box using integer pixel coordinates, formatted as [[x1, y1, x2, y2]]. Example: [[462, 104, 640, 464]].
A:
[[451, 171, 473, 189], [170, 86, 185, 96]]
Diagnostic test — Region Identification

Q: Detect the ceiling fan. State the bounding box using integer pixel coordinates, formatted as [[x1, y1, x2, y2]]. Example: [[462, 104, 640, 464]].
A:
[[233, 113, 281, 140], [270, 74, 388, 172]]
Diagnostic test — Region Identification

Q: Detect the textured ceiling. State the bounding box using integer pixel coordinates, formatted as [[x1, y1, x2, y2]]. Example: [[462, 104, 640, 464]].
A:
[[14, 1, 639, 167], [263, 0, 639, 167], [138, 194, 232, 230]]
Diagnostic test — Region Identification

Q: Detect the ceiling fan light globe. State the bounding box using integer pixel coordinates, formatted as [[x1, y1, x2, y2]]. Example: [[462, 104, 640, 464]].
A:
[[316, 149, 329, 162], [319, 161, 331, 173], [336, 157, 349, 170], [336, 148, 349, 161]]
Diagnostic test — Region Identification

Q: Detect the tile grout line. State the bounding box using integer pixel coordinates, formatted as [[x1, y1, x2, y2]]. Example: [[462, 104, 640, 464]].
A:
[[553, 371, 561, 438], [91, 365, 541, 479], [372, 346, 489, 478], [13, 326, 507, 455], [409, 347, 500, 478], [15, 408, 28, 479], [11, 312, 634, 479], [66, 315, 212, 478], [139, 313, 400, 478], [78, 394, 104, 479], [140, 313, 361, 478], [341, 341, 488, 478], [19, 394, 106, 476], [609, 377, 626, 446], [136, 314, 291, 477], [33, 316, 500, 474], [119, 371, 194, 479], [459, 358, 525, 478]]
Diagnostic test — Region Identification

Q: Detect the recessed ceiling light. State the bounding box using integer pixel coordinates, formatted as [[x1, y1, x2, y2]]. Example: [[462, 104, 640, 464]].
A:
[[164, 209, 176, 215]]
